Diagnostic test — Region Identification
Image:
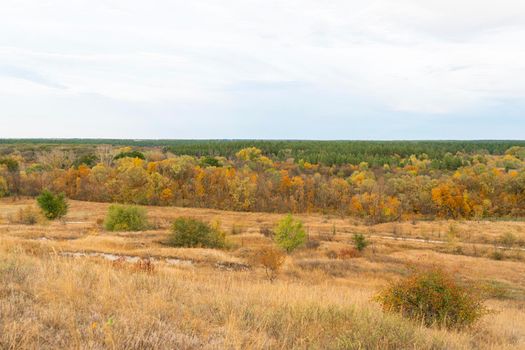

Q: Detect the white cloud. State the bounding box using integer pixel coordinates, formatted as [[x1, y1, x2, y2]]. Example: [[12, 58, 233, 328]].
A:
[[0, 0, 524, 137]]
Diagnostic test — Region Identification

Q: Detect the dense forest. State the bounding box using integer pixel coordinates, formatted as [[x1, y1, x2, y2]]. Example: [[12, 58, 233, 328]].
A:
[[2, 139, 525, 166], [1, 140, 525, 222]]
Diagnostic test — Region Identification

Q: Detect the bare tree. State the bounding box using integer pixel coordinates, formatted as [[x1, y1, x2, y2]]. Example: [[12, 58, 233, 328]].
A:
[[38, 149, 74, 169], [96, 145, 116, 167]]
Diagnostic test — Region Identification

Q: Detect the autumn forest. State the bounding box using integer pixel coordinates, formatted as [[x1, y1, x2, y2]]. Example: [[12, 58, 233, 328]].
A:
[[1, 140, 525, 222]]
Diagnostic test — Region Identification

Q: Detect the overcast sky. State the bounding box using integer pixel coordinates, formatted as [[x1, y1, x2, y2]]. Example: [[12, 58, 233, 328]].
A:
[[1, 0, 524, 139]]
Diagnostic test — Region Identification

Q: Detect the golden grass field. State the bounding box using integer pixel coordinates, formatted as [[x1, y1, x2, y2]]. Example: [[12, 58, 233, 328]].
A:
[[1, 198, 525, 349]]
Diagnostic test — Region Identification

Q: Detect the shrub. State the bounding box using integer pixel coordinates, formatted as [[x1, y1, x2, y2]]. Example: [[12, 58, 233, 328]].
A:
[[36, 190, 68, 220], [15, 206, 42, 225], [249, 246, 286, 281], [491, 249, 504, 261], [375, 269, 489, 329], [133, 258, 155, 273], [104, 205, 148, 231], [499, 232, 517, 249], [352, 233, 368, 252], [168, 217, 225, 248], [274, 214, 306, 253]]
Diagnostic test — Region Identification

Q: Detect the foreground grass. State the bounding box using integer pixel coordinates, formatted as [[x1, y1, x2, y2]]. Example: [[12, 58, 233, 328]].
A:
[[0, 245, 457, 349], [1, 199, 524, 349], [2, 244, 524, 349]]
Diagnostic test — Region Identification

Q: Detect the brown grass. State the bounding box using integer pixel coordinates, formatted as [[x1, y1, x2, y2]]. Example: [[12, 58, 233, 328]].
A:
[[1, 198, 525, 349]]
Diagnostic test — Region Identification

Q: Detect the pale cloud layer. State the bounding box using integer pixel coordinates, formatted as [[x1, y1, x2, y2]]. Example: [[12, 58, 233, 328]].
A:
[[1, 0, 524, 139]]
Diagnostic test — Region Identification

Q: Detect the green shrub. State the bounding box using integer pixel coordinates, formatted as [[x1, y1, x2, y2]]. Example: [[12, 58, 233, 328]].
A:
[[352, 233, 369, 252], [36, 190, 68, 220], [274, 214, 306, 253], [168, 217, 225, 248], [104, 205, 148, 231], [375, 269, 488, 329], [200, 156, 221, 167], [113, 150, 145, 160]]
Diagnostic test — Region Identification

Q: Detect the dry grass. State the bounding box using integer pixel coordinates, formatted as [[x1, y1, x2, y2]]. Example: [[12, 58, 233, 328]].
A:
[[1, 198, 525, 349]]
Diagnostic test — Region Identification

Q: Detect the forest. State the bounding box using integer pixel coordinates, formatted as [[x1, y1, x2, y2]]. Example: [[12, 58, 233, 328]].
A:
[[1, 140, 525, 222], [2, 139, 525, 166]]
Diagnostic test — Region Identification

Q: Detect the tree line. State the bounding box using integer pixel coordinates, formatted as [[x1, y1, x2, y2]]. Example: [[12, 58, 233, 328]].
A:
[[2, 139, 525, 166], [1, 144, 525, 222]]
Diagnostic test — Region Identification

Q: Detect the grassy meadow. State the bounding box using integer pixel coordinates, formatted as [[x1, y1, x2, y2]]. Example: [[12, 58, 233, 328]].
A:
[[1, 198, 524, 349]]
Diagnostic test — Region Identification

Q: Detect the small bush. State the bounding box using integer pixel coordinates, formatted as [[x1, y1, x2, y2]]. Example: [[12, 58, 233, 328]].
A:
[[15, 206, 42, 225], [168, 217, 225, 248], [104, 205, 148, 231], [36, 190, 68, 220], [133, 258, 155, 273], [491, 249, 504, 261], [375, 269, 489, 329], [499, 232, 517, 249], [274, 214, 306, 253], [352, 233, 369, 252], [249, 246, 286, 281]]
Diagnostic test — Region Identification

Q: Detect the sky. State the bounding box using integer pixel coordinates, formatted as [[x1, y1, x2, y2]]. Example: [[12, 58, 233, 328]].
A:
[[1, 0, 524, 140]]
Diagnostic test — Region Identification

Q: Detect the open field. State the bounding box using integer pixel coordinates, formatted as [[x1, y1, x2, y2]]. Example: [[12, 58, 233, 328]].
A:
[[1, 198, 525, 349]]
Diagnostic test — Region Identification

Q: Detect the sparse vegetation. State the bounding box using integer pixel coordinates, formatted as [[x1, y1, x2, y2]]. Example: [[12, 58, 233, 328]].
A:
[[168, 217, 226, 248], [305, 238, 321, 249], [230, 224, 244, 235], [104, 205, 148, 231], [338, 247, 360, 259], [260, 226, 274, 238], [36, 190, 68, 220]]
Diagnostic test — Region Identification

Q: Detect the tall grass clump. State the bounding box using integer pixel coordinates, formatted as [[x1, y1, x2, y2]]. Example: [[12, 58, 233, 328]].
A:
[[104, 205, 148, 231], [36, 190, 68, 220], [168, 217, 225, 248], [13, 206, 42, 225], [375, 268, 488, 329]]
